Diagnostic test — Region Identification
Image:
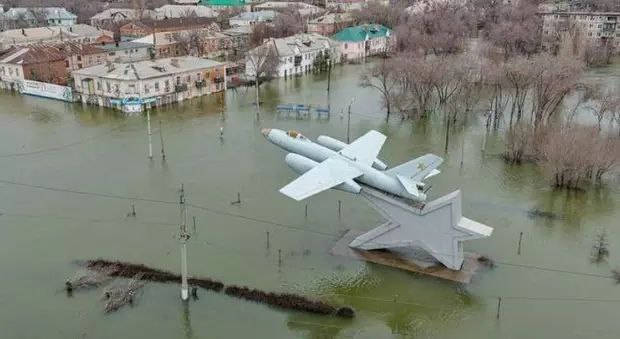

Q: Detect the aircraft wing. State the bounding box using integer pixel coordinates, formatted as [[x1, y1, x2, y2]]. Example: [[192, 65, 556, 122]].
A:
[[279, 157, 363, 201], [339, 130, 387, 166]]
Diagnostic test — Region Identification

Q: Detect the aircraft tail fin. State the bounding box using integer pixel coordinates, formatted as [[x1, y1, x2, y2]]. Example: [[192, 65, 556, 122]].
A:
[[387, 154, 443, 181]]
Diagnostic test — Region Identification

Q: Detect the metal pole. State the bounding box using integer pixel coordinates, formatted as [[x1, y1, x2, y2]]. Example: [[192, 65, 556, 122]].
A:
[[180, 185, 188, 301], [347, 98, 353, 143], [496, 297, 502, 319], [159, 120, 166, 161], [266, 231, 270, 249], [278, 249, 282, 267], [305, 204, 308, 218], [517, 232, 523, 255], [147, 110, 153, 160]]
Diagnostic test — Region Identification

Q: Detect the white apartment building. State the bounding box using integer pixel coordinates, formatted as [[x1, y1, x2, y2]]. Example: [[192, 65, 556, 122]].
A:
[[72, 56, 227, 113], [245, 33, 340, 78], [541, 11, 620, 49]]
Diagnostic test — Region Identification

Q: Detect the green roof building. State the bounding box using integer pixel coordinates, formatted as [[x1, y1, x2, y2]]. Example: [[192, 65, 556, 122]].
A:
[[199, 0, 246, 7], [332, 24, 391, 42], [332, 24, 394, 62]]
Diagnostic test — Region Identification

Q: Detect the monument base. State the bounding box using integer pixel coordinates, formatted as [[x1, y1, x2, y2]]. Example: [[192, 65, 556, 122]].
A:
[[330, 229, 485, 284]]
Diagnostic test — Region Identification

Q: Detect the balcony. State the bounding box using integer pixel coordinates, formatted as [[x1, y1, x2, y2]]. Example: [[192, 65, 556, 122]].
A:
[[195, 80, 206, 88], [175, 83, 188, 92]]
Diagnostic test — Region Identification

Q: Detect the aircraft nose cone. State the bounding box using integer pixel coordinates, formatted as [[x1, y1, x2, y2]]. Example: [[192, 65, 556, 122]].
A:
[[261, 128, 271, 138]]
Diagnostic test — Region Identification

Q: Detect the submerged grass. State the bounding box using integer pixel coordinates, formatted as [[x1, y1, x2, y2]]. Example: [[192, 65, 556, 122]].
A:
[[84, 259, 354, 318]]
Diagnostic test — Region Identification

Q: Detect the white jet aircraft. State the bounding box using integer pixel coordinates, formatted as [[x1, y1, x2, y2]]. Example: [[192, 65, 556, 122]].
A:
[[261, 128, 443, 202]]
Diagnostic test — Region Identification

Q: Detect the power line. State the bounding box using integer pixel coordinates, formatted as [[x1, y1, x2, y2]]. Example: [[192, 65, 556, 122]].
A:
[[0, 122, 128, 158], [0, 178, 617, 281]]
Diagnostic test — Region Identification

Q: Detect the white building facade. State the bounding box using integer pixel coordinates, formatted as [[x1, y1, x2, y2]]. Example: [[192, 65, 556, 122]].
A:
[[541, 11, 620, 50], [245, 33, 340, 78], [72, 57, 227, 113]]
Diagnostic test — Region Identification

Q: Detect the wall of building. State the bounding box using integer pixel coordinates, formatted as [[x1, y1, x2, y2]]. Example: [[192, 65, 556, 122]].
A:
[[105, 47, 151, 62], [23, 60, 68, 85], [73, 65, 227, 111]]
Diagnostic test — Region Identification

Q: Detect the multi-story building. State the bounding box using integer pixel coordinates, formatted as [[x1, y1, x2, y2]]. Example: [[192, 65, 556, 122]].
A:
[[332, 24, 394, 62], [198, 0, 251, 11], [153, 5, 219, 19], [229, 10, 276, 27], [119, 18, 217, 40], [541, 11, 620, 51], [251, 2, 324, 18], [72, 56, 227, 113], [98, 41, 153, 62], [0, 42, 106, 89], [325, 0, 366, 12], [0, 25, 113, 49], [222, 25, 251, 58], [245, 33, 340, 78], [0, 7, 77, 29], [132, 26, 232, 59], [308, 12, 354, 36], [90, 9, 156, 27]]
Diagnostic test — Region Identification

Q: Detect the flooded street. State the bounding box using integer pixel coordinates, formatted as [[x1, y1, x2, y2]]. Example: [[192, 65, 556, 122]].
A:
[[1, 62, 620, 339]]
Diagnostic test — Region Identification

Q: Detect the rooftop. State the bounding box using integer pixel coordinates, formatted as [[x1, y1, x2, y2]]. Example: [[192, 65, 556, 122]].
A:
[[97, 41, 153, 52], [199, 0, 246, 6], [230, 10, 277, 22], [91, 8, 156, 21], [2, 7, 77, 20], [72, 56, 225, 80], [309, 12, 353, 24], [0, 41, 104, 65], [254, 33, 339, 57], [154, 4, 218, 18], [0, 24, 112, 45], [131, 25, 223, 45], [121, 17, 217, 32], [332, 24, 391, 42]]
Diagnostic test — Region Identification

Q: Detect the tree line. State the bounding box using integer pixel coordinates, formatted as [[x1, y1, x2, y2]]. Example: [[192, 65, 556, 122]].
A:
[[357, 0, 619, 190]]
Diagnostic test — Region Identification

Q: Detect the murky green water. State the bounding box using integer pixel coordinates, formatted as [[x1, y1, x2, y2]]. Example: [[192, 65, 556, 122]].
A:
[[1, 62, 619, 339]]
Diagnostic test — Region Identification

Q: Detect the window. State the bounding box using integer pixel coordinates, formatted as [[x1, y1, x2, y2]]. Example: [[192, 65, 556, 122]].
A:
[[65, 60, 70, 68], [96, 81, 101, 90], [109, 52, 116, 56], [186, 75, 190, 82], [344, 43, 348, 49], [196, 72, 201, 80], [164, 80, 170, 89], [176, 76, 181, 85], [77, 55, 82, 61], [145, 84, 149, 94], [155, 82, 160, 91]]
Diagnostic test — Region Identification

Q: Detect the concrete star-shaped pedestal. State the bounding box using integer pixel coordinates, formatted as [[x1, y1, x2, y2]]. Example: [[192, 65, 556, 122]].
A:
[[348, 187, 493, 270]]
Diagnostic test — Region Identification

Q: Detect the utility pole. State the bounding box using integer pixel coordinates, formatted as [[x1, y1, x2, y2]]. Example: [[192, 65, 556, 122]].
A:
[[326, 60, 331, 113], [147, 110, 153, 160], [159, 120, 166, 161], [179, 184, 189, 301], [346, 98, 354, 143]]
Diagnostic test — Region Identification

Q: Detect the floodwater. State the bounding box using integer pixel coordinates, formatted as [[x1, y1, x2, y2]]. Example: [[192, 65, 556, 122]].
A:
[[0, 62, 619, 339]]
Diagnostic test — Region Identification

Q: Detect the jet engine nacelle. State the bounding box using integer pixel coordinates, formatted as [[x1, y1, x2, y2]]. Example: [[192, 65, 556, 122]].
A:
[[316, 135, 388, 170], [284, 153, 361, 195]]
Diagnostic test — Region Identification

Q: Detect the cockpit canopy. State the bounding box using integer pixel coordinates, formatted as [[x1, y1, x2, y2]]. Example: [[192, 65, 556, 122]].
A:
[[287, 130, 307, 140]]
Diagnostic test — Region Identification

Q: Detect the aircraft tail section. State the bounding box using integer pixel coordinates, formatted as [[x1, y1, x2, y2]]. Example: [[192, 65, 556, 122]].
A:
[[387, 154, 443, 181]]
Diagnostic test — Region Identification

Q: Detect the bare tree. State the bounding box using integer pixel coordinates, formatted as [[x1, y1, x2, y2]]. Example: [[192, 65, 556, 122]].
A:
[[587, 85, 620, 132], [359, 59, 400, 118], [486, 0, 541, 58], [529, 54, 583, 128], [246, 43, 280, 118]]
